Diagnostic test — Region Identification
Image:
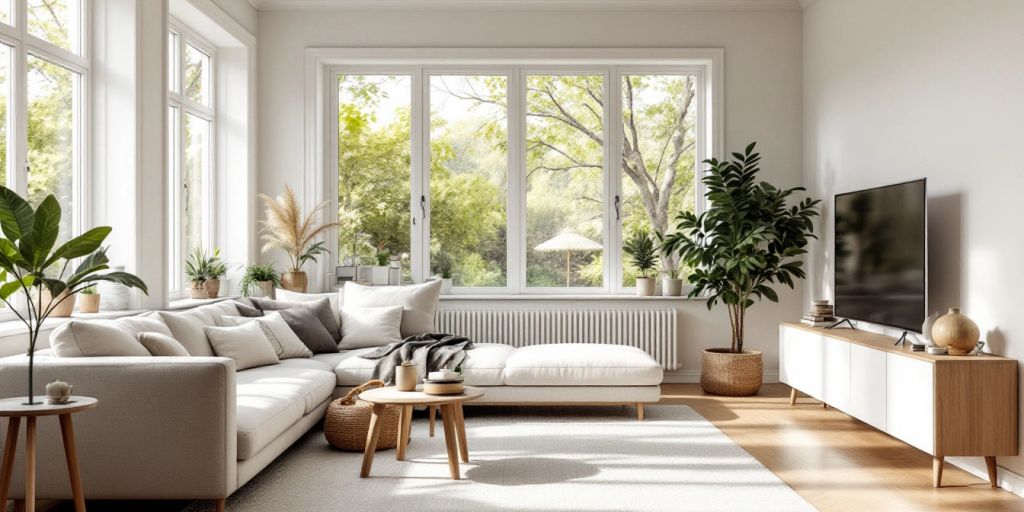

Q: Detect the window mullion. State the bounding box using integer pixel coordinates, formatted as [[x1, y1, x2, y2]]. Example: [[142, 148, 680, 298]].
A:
[[410, 67, 426, 284], [506, 69, 522, 295], [608, 67, 625, 294]]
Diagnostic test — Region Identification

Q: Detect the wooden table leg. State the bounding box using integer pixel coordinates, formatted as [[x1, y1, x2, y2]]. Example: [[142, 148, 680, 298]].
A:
[[454, 403, 468, 463], [428, 405, 437, 437], [933, 456, 944, 488], [789, 387, 797, 406], [59, 414, 86, 512], [985, 456, 998, 488], [636, 402, 645, 421], [396, 405, 412, 461], [0, 417, 21, 507], [360, 404, 387, 478], [440, 404, 460, 480], [25, 417, 36, 512]]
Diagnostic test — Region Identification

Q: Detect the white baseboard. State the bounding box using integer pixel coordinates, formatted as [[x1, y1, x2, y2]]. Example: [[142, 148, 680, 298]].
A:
[[663, 370, 779, 384], [947, 456, 1024, 498]]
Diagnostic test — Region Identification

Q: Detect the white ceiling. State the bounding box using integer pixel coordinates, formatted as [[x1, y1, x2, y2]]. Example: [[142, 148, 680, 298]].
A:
[[247, 0, 812, 11]]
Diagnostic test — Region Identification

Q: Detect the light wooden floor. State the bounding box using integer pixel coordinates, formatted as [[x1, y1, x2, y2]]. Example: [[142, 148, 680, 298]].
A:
[[662, 383, 1024, 512]]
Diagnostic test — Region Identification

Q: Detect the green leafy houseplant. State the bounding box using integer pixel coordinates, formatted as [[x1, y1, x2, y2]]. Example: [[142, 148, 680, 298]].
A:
[[239, 263, 280, 297], [434, 253, 454, 280], [662, 143, 820, 354], [0, 187, 147, 404], [185, 247, 212, 297], [623, 227, 659, 278]]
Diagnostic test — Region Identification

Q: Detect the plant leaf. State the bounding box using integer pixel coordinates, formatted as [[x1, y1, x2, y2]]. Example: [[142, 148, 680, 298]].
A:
[[0, 186, 35, 242]]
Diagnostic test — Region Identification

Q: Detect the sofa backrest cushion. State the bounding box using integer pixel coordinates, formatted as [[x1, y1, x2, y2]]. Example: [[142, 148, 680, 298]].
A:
[[157, 311, 215, 356], [204, 322, 280, 371], [219, 311, 313, 359], [343, 280, 441, 338], [250, 297, 341, 343], [51, 320, 153, 357], [339, 305, 404, 350], [137, 332, 190, 357]]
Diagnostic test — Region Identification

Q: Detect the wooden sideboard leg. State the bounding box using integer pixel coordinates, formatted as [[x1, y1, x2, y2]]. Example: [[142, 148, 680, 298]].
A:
[[985, 456, 998, 488], [789, 388, 797, 406], [933, 456, 944, 488], [636, 403, 645, 421], [214, 498, 226, 512]]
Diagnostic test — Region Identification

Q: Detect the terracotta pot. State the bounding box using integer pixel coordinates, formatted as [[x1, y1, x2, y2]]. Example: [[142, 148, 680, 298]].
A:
[[206, 278, 221, 298], [190, 281, 208, 299], [700, 348, 763, 396], [281, 271, 308, 293], [931, 307, 980, 356], [78, 294, 101, 314], [662, 278, 683, 296], [635, 277, 656, 296], [41, 289, 76, 318], [256, 280, 275, 299]]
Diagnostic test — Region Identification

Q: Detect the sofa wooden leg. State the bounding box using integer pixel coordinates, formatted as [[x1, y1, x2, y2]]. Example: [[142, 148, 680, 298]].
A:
[[636, 403, 645, 421], [214, 498, 226, 512], [933, 456, 944, 488], [986, 456, 998, 488], [428, 405, 437, 437]]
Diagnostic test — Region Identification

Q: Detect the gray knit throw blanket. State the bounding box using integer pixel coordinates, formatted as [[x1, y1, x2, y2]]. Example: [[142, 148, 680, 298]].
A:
[[360, 333, 474, 385]]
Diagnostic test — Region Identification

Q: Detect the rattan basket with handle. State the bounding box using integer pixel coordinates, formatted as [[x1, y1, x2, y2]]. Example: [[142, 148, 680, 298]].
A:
[[324, 380, 400, 451]]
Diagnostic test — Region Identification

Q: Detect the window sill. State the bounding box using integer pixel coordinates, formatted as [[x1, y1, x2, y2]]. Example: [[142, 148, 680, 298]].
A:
[[440, 294, 696, 301]]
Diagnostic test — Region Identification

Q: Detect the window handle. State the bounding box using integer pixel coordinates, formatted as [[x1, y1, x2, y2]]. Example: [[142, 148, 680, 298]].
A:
[[614, 195, 621, 221], [420, 195, 427, 220]]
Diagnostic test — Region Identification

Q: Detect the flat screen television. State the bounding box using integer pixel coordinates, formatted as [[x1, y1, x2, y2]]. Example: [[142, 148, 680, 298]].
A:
[[834, 179, 927, 332]]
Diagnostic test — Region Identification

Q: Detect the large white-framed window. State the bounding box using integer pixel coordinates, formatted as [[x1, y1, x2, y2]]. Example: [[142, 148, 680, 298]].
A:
[[0, 0, 88, 318], [167, 19, 214, 299], [320, 50, 719, 296]]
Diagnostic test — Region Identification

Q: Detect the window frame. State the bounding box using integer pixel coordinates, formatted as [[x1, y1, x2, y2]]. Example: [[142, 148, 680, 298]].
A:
[[318, 49, 721, 297], [167, 18, 216, 299], [0, 0, 88, 320]]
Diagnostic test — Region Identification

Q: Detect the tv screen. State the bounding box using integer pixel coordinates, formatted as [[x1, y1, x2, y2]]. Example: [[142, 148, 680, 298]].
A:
[[834, 179, 927, 332]]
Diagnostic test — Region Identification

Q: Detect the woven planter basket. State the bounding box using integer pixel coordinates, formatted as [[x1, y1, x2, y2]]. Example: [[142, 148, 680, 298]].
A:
[[324, 380, 400, 451], [700, 349, 763, 396]]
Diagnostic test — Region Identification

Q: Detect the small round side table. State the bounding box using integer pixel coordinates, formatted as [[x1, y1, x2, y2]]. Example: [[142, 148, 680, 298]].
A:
[[0, 396, 98, 512]]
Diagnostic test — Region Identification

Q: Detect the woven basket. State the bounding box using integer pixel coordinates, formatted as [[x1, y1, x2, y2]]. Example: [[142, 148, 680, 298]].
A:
[[324, 380, 400, 451], [700, 349, 763, 396]]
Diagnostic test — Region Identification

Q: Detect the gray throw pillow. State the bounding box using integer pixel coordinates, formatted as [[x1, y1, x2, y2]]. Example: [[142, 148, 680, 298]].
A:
[[251, 297, 340, 342], [275, 307, 339, 354], [231, 300, 264, 318]]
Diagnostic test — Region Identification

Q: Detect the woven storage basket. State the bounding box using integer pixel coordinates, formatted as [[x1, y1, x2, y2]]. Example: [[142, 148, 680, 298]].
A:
[[700, 349, 763, 396], [324, 380, 400, 451]]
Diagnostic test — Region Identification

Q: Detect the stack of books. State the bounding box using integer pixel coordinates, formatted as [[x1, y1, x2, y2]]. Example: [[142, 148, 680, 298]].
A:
[[802, 300, 837, 327]]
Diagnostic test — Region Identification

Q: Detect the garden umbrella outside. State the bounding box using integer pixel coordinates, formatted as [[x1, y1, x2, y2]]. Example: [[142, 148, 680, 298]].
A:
[[534, 229, 602, 287]]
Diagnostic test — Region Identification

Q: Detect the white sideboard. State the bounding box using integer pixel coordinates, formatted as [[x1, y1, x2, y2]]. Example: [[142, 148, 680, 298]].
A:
[[779, 323, 1017, 487]]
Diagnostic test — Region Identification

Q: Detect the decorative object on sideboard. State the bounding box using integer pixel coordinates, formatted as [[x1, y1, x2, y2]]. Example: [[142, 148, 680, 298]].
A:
[[0, 186, 148, 405], [801, 299, 836, 327], [661, 143, 821, 396], [239, 263, 280, 298], [931, 307, 981, 356], [41, 288, 76, 318], [535, 228, 603, 288], [926, 346, 948, 355], [77, 286, 100, 314], [395, 361, 417, 391], [323, 380, 400, 452], [98, 265, 132, 310], [45, 380, 73, 405], [259, 185, 340, 293], [920, 311, 940, 346], [623, 226, 659, 297]]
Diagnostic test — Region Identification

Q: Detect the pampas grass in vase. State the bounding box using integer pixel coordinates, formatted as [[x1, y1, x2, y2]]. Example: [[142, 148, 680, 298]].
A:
[[259, 185, 340, 293]]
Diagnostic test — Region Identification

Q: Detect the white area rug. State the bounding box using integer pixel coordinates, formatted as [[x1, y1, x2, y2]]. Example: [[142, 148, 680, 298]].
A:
[[186, 405, 815, 512]]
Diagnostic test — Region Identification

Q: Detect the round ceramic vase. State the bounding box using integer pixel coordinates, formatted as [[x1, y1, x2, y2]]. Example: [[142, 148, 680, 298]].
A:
[[931, 307, 980, 356]]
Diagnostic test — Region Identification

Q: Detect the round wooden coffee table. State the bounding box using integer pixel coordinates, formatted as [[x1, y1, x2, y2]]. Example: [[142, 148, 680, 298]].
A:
[[0, 396, 98, 512], [358, 386, 483, 480]]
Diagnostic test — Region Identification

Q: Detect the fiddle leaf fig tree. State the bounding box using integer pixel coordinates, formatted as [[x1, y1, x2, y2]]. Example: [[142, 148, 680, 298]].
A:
[[661, 143, 820, 353], [0, 186, 148, 405]]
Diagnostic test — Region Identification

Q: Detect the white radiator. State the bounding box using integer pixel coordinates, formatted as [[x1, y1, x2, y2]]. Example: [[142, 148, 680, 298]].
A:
[[437, 309, 679, 370]]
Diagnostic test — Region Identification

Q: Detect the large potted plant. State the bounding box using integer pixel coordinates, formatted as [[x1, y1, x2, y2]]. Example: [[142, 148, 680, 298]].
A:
[[239, 263, 280, 298], [662, 143, 820, 396], [0, 187, 147, 405], [623, 227, 658, 296], [259, 186, 338, 293]]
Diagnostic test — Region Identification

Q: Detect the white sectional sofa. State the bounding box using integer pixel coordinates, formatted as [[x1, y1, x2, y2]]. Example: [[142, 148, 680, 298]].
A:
[[0, 299, 663, 508]]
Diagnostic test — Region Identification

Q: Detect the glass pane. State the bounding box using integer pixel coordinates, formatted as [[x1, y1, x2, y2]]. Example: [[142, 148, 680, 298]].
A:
[[620, 75, 697, 286], [27, 55, 78, 245], [183, 113, 209, 281], [0, 45, 9, 188], [167, 106, 180, 290], [28, 0, 82, 54], [525, 75, 605, 288], [0, 0, 11, 26], [337, 75, 412, 282], [168, 32, 179, 93], [184, 43, 210, 106], [429, 75, 508, 288]]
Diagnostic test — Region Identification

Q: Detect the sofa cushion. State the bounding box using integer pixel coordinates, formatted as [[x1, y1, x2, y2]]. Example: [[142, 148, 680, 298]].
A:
[[324, 343, 514, 387], [273, 289, 342, 327], [338, 305, 403, 350], [250, 297, 341, 343], [137, 332, 190, 357], [342, 280, 441, 338], [502, 344, 664, 386], [50, 320, 152, 357], [157, 311, 216, 357], [205, 322, 280, 371], [219, 312, 313, 360], [235, 365, 336, 460]]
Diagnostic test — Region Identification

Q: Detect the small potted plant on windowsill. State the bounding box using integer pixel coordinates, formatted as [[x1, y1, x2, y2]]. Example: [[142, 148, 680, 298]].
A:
[[662, 267, 683, 297], [205, 248, 232, 298], [239, 263, 281, 298], [662, 143, 820, 396], [435, 252, 454, 294], [185, 247, 210, 299], [78, 286, 100, 314], [624, 227, 659, 296]]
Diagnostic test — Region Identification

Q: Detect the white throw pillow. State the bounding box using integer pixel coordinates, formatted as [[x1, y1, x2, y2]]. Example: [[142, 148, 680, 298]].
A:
[[343, 280, 441, 338], [204, 321, 280, 371], [157, 311, 216, 357], [51, 320, 152, 357], [137, 332, 190, 357], [219, 311, 313, 359], [339, 305, 404, 350], [273, 289, 342, 327]]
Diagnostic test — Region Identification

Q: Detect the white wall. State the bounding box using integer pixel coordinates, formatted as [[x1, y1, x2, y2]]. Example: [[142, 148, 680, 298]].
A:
[[257, 7, 805, 378], [211, 0, 258, 34], [804, 0, 1024, 490]]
